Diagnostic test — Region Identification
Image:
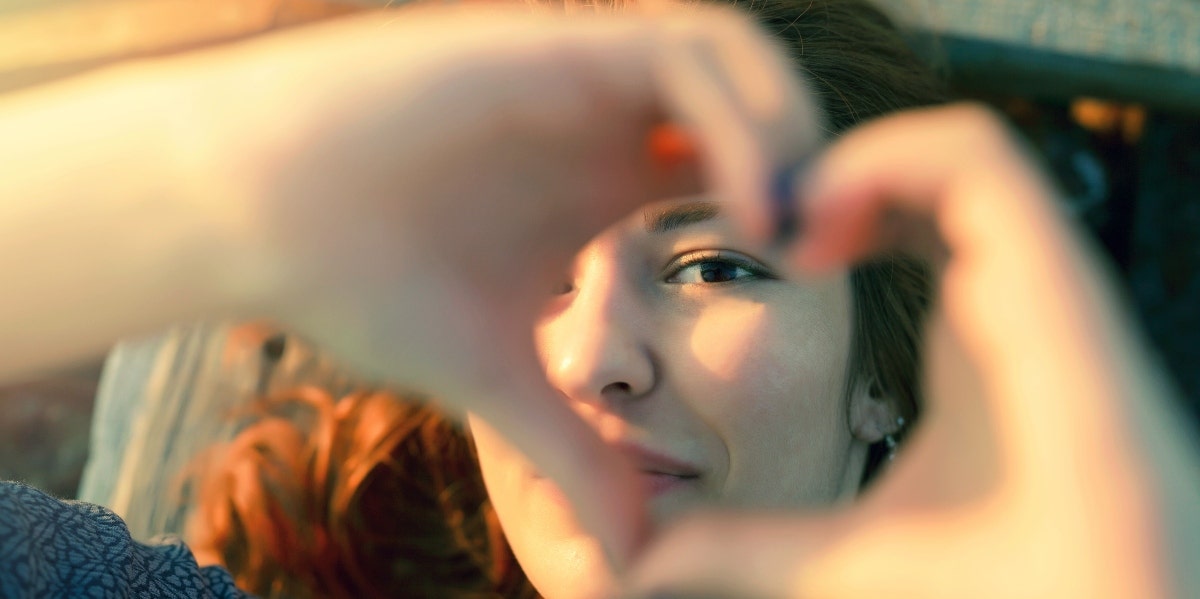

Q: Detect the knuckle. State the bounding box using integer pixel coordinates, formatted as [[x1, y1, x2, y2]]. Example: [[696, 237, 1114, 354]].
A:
[[948, 101, 1004, 130], [948, 102, 1013, 141], [944, 101, 1023, 158]]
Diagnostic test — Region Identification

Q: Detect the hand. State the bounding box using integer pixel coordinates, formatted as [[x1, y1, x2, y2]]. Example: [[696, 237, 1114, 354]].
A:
[[169, 6, 815, 566], [623, 105, 1200, 598]]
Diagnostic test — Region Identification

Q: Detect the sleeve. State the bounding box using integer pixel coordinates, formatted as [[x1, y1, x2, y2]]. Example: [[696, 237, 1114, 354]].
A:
[[0, 481, 253, 599]]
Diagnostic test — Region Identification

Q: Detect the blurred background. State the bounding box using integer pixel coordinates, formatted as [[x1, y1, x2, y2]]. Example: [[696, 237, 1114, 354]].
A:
[[1, 0, 1197, 503]]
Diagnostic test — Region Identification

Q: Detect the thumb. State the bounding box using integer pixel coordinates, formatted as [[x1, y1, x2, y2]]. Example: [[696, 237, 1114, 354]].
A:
[[468, 374, 649, 571], [622, 506, 994, 599], [622, 510, 862, 599]]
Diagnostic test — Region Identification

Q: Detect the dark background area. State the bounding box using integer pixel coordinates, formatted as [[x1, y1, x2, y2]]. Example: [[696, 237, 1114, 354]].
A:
[[939, 41, 1200, 430]]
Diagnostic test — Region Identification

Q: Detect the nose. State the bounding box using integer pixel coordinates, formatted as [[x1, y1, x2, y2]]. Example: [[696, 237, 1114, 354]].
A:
[[540, 261, 656, 409]]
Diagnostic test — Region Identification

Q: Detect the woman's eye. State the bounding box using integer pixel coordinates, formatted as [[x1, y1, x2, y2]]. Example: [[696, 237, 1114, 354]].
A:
[[670, 261, 753, 284], [664, 251, 773, 285]]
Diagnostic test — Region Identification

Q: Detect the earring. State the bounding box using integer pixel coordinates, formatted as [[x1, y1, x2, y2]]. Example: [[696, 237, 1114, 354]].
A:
[[885, 416, 905, 462]]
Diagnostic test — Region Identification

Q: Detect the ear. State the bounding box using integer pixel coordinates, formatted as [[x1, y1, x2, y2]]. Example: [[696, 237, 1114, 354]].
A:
[[848, 377, 903, 443]]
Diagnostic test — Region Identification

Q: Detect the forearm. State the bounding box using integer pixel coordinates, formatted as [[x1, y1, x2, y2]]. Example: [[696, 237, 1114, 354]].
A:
[[0, 61, 260, 382], [0, 0, 371, 94]]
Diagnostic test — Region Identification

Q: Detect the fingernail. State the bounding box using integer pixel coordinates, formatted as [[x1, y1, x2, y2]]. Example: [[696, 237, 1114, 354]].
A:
[[769, 160, 808, 249]]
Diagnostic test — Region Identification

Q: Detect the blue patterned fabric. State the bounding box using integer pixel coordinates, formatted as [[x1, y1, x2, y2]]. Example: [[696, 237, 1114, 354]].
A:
[[0, 481, 252, 599]]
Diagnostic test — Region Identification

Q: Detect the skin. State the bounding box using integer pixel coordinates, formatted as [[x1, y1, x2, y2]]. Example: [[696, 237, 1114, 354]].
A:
[[470, 198, 900, 599]]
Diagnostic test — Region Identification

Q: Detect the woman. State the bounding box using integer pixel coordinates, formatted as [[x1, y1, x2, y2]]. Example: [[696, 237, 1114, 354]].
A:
[[182, 1, 937, 597], [0, 1, 1195, 598]]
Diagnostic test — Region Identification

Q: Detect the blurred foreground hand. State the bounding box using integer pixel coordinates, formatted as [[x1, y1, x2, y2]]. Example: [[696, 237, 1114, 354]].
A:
[[0, 4, 811, 571]]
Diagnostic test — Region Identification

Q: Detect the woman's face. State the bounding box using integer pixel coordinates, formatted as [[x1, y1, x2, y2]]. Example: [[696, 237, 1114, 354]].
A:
[[469, 200, 899, 598]]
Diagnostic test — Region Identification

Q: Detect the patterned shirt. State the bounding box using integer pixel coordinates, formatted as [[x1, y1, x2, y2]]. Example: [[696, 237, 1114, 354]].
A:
[[0, 481, 251, 599]]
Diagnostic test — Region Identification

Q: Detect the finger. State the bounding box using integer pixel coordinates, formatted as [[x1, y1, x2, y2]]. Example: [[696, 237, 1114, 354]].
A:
[[790, 103, 1157, 490], [789, 103, 1053, 272], [464, 359, 648, 572], [623, 509, 974, 599], [652, 8, 823, 239], [624, 512, 835, 599], [790, 104, 1074, 467]]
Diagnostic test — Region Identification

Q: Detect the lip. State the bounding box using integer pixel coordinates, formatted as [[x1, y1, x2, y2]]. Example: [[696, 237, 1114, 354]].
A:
[[531, 442, 702, 501], [615, 442, 703, 498], [639, 471, 699, 496], [615, 442, 702, 478]]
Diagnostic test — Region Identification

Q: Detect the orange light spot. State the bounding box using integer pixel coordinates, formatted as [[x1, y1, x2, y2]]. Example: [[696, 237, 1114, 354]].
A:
[[647, 123, 697, 171]]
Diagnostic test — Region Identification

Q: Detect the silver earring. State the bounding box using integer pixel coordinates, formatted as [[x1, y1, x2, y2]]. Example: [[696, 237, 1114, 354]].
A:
[[885, 416, 905, 462]]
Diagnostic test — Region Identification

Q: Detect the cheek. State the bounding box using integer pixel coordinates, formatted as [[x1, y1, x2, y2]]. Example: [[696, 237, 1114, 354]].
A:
[[688, 298, 769, 381], [682, 280, 855, 505], [686, 289, 849, 393]]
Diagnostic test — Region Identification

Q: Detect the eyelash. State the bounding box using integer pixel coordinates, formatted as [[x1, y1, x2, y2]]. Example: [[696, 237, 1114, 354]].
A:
[[551, 250, 777, 296], [663, 250, 777, 285]]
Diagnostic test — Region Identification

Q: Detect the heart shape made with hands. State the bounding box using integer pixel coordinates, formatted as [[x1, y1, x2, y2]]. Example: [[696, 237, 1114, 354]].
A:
[[125, 8, 1191, 596]]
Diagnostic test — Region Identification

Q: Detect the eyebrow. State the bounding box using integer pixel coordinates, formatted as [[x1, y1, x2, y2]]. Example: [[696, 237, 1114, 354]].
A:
[[643, 200, 721, 234]]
